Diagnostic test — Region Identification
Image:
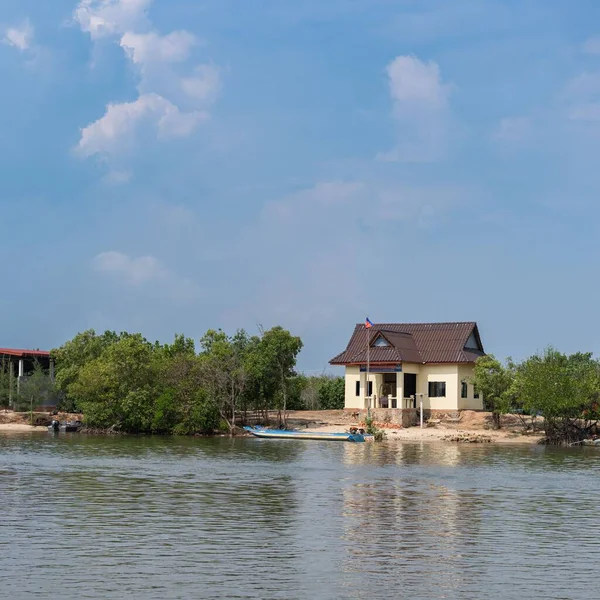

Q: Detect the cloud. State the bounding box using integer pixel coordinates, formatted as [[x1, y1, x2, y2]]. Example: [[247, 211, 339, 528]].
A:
[[2, 20, 34, 51], [102, 169, 132, 185], [93, 250, 201, 304], [387, 55, 449, 110], [379, 55, 453, 162], [74, 0, 220, 165], [73, 0, 150, 40], [120, 30, 197, 64], [494, 117, 531, 141], [181, 64, 221, 101], [94, 250, 163, 284], [564, 72, 600, 122], [582, 36, 600, 55], [219, 178, 467, 339], [77, 93, 207, 158]]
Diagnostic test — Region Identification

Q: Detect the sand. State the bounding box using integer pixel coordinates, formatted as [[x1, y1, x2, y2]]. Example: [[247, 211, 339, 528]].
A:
[[286, 410, 544, 445], [301, 423, 543, 444], [0, 423, 47, 432]]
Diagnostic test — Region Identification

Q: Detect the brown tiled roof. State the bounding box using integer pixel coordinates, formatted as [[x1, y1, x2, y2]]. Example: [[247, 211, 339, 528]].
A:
[[329, 322, 485, 365]]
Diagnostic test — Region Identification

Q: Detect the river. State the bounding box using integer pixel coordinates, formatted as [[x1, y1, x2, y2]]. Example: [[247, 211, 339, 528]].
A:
[[0, 433, 598, 599]]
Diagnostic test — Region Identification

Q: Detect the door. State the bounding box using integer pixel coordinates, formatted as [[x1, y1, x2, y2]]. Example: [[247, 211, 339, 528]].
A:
[[404, 373, 416, 408]]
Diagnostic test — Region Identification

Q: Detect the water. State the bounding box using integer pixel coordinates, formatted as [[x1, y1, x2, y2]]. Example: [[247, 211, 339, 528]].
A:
[[1, 434, 599, 600]]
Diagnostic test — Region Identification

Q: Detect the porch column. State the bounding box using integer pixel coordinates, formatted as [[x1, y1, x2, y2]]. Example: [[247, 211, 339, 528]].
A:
[[396, 372, 404, 408], [49, 358, 55, 382], [17, 358, 24, 396]]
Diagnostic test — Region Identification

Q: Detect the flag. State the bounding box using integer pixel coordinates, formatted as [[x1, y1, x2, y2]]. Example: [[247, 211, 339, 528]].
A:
[[365, 317, 373, 329]]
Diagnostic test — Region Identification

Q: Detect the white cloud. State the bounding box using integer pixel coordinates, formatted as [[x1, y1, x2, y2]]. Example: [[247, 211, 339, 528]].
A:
[[387, 55, 449, 110], [181, 64, 221, 101], [77, 93, 207, 158], [74, 0, 220, 164], [582, 36, 600, 55], [379, 55, 453, 162], [74, 0, 150, 40], [494, 117, 531, 141], [94, 251, 163, 285], [2, 20, 34, 51], [120, 30, 196, 64], [93, 250, 201, 304]]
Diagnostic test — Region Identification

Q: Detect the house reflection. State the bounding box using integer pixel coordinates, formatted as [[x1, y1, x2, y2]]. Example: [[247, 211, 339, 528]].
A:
[[339, 470, 485, 594], [342, 440, 463, 468]]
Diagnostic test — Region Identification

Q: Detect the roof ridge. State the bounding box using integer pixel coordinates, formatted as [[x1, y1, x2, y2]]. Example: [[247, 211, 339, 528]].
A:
[[355, 321, 476, 326]]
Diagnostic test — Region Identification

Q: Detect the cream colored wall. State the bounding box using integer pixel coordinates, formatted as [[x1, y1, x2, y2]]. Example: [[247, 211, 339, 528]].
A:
[[344, 363, 483, 411], [344, 366, 363, 409], [417, 364, 460, 410], [457, 364, 483, 410]]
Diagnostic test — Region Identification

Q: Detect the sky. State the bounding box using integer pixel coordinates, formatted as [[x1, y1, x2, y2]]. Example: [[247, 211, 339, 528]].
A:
[[2, 0, 600, 373]]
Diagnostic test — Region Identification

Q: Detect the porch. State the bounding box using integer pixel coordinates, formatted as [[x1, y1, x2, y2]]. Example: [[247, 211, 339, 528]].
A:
[[360, 365, 420, 410]]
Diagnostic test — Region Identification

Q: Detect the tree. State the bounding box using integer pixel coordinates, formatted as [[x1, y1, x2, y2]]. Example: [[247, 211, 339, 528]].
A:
[[318, 376, 345, 410], [514, 348, 600, 444], [15, 362, 57, 425], [70, 334, 158, 431], [198, 329, 249, 435], [52, 329, 123, 411], [471, 354, 514, 429], [252, 326, 303, 427], [0, 356, 14, 410]]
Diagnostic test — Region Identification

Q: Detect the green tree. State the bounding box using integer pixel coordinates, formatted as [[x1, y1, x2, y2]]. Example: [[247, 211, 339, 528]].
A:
[[471, 354, 514, 429], [15, 362, 57, 425], [514, 348, 600, 444], [253, 326, 303, 427], [0, 356, 14, 410], [198, 329, 249, 435], [318, 376, 345, 410], [52, 329, 123, 411], [70, 334, 158, 431]]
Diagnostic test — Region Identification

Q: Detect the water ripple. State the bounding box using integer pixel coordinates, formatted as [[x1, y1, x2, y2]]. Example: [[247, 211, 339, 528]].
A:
[[0, 434, 598, 599]]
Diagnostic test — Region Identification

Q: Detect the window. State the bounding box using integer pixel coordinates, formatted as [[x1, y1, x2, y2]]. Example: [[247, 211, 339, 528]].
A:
[[461, 381, 468, 399], [367, 381, 373, 396], [355, 381, 360, 396], [373, 336, 389, 347], [474, 386, 480, 399], [428, 381, 446, 398]]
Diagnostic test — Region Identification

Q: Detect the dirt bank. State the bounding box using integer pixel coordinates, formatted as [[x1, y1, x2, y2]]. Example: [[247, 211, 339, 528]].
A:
[[0, 410, 82, 433], [285, 410, 544, 444]]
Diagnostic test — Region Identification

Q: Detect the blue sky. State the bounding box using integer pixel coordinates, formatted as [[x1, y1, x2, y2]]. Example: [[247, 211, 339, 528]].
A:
[[2, 0, 600, 372]]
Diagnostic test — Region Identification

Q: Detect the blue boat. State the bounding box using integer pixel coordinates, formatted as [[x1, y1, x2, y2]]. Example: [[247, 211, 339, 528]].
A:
[[243, 425, 371, 443]]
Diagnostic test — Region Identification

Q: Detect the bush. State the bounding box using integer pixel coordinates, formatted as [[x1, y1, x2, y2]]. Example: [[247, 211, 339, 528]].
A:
[[318, 377, 345, 410]]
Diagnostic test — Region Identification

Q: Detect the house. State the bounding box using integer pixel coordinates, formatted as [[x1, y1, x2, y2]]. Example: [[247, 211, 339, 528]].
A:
[[329, 322, 485, 412]]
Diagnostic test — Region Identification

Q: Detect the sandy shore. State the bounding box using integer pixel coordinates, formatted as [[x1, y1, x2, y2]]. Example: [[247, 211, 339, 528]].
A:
[[303, 423, 543, 444], [0, 423, 47, 432]]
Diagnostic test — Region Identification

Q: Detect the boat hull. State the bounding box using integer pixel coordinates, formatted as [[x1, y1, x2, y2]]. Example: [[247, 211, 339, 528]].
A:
[[244, 426, 368, 442]]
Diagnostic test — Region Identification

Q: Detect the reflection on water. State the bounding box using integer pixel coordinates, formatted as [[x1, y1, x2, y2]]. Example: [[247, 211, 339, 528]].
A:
[[0, 434, 598, 599]]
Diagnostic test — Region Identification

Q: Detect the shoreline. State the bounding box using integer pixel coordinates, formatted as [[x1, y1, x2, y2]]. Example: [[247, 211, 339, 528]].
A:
[[0, 423, 48, 432], [302, 423, 543, 444], [0, 409, 545, 444]]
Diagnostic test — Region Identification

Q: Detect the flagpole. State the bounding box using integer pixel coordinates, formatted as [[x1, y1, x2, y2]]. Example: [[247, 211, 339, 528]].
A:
[[367, 331, 370, 407], [366, 319, 371, 411]]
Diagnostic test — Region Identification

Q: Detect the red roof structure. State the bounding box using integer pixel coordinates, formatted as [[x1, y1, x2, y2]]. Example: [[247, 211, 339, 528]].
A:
[[0, 348, 50, 358], [330, 322, 485, 365]]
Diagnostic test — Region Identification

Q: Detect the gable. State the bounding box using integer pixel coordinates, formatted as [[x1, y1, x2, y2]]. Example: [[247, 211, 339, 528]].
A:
[[372, 335, 389, 347], [464, 331, 482, 351]]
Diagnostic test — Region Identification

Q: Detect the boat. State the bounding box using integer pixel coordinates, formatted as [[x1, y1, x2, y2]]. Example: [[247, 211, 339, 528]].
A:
[[48, 420, 82, 433], [243, 425, 371, 442]]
